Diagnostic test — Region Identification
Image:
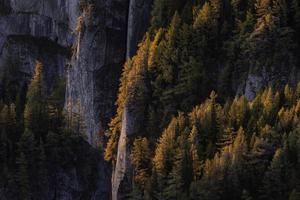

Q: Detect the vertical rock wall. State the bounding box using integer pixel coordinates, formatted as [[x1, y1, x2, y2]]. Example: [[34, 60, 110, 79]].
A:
[[0, 0, 153, 199], [65, 0, 152, 147], [65, 0, 130, 146], [112, 1, 152, 199], [0, 0, 72, 94], [65, 0, 152, 197]]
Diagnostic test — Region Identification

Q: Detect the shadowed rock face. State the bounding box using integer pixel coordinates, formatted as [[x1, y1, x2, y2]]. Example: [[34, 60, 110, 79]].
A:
[[1, 0, 152, 199], [65, 1, 153, 197], [65, 0, 130, 146], [0, 0, 111, 199], [65, 0, 152, 147], [0, 0, 152, 143], [110, 1, 152, 199], [0, 0, 73, 96]]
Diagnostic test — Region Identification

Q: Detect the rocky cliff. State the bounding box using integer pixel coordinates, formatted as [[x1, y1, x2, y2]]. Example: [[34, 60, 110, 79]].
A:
[[64, 1, 152, 199], [0, 0, 73, 96], [0, 0, 152, 199], [65, 0, 152, 147]]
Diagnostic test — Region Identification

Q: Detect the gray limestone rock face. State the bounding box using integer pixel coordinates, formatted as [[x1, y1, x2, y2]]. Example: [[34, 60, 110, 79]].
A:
[[126, 0, 152, 58], [0, 0, 73, 96], [65, 0, 130, 146], [241, 66, 300, 100], [109, 1, 153, 199], [112, 107, 134, 200], [244, 73, 267, 100], [0, 0, 111, 199], [0, 0, 153, 199], [65, 0, 152, 147]]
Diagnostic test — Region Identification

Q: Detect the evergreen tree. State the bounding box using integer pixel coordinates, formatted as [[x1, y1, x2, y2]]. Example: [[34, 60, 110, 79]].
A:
[[24, 61, 48, 140], [150, 0, 184, 31], [100, 0, 300, 198], [260, 148, 290, 200], [131, 137, 151, 189], [189, 125, 203, 180]]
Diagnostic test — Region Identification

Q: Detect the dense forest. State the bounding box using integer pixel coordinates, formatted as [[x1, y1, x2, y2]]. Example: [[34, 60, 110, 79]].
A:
[[0, 0, 300, 199], [0, 61, 103, 199], [105, 0, 300, 199]]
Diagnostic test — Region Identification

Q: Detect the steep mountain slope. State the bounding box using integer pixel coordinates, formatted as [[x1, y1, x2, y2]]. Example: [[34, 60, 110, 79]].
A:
[[0, 0, 152, 199], [1, 0, 300, 200], [0, 0, 73, 99], [65, 0, 152, 146], [107, 0, 300, 199]]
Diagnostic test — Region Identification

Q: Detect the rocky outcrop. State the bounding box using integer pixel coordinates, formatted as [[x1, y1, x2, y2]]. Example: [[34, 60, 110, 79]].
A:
[[65, 0, 152, 197], [0, 0, 111, 199], [126, 0, 152, 58], [244, 72, 268, 100], [65, 0, 152, 147], [112, 107, 129, 200], [65, 0, 130, 146], [110, 1, 152, 199], [0, 0, 74, 96], [0, 0, 152, 199], [242, 66, 300, 100]]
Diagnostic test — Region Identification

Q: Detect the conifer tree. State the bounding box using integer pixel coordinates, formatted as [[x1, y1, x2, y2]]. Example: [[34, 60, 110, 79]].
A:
[[47, 79, 65, 133], [131, 137, 151, 189], [105, 60, 133, 163], [24, 61, 48, 140], [255, 0, 272, 18], [150, 0, 183, 31], [155, 13, 182, 117], [189, 125, 203, 180], [261, 148, 290, 200]]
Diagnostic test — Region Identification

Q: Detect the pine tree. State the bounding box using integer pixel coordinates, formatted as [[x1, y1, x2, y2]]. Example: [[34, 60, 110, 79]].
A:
[[175, 56, 202, 110], [128, 184, 143, 200], [284, 84, 294, 107], [150, 0, 183, 31], [153, 113, 186, 179], [0, 57, 21, 104], [47, 78, 65, 133], [105, 60, 133, 163], [231, 0, 248, 20], [229, 96, 249, 129], [24, 61, 48, 140], [155, 13, 182, 117], [255, 0, 272, 18], [131, 137, 151, 189], [217, 127, 236, 150], [189, 125, 203, 180], [148, 29, 164, 70], [232, 127, 247, 162], [272, 0, 288, 26], [163, 170, 186, 200], [260, 148, 290, 200]]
